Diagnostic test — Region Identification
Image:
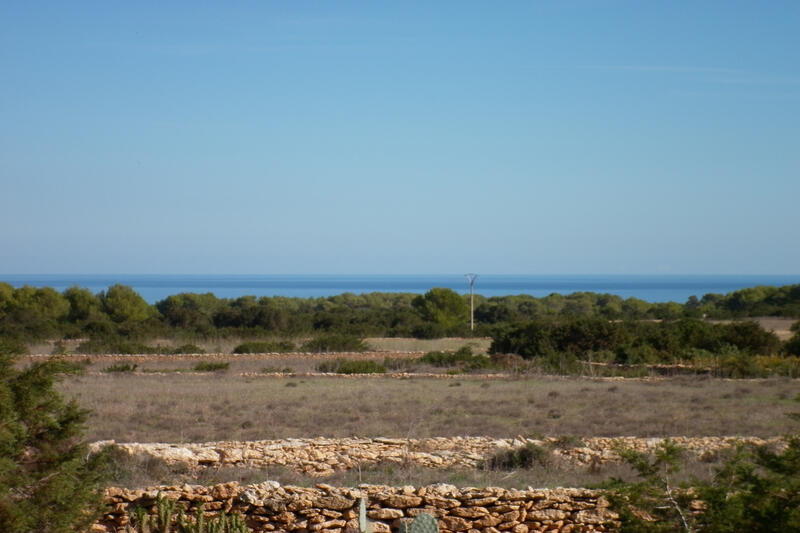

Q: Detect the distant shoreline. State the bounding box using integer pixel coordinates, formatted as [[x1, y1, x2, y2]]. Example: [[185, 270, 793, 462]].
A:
[[3, 273, 799, 304]]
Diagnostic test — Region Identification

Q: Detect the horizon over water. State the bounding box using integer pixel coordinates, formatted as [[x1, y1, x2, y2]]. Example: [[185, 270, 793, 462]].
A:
[[3, 274, 799, 304]]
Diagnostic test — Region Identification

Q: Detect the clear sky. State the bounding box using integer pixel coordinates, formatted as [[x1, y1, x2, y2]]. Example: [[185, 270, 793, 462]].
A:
[[1, 1, 798, 275]]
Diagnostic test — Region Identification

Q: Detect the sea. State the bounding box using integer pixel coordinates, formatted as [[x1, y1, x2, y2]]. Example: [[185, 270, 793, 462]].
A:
[[2, 274, 799, 304]]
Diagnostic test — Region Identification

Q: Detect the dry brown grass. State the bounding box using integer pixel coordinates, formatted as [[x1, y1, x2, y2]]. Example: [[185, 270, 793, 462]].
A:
[[59, 372, 800, 444], [364, 337, 492, 353], [707, 317, 796, 341]]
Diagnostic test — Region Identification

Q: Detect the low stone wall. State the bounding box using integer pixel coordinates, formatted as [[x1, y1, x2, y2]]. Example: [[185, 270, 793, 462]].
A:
[[95, 482, 618, 533], [91, 435, 783, 477]]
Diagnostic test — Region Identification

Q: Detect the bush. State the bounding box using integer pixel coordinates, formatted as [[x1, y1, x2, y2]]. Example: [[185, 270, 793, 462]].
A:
[[169, 343, 204, 354], [485, 442, 552, 470], [605, 438, 800, 532], [717, 351, 765, 378], [193, 361, 229, 372], [421, 347, 475, 366], [233, 341, 296, 354], [104, 362, 138, 373], [260, 366, 293, 373], [0, 355, 106, 532], [315, 358, 386, 374], [0, 337, 26, 356], [301, 334, 367, 353]]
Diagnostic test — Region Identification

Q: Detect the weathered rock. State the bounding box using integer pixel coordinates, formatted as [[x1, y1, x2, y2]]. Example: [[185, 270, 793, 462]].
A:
[[382, 494, 424, 508], [368, 508, 404, 520]]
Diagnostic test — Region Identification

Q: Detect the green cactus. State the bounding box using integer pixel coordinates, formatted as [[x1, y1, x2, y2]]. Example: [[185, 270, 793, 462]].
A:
[[409, 513, 439, 533], [397, 519, 412, 533], [127, 494, 250, 533], [358, 498, 373, 533]]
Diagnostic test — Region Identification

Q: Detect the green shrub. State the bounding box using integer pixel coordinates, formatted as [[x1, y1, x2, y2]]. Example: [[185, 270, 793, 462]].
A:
[[104, 362, 138, 373], [193, 361, 229, 372], [0, 337, 27, 356], [0, 355, 106, 532], [169, 343, 204, 354], [420, 346, 494, 369], [129, 492, 251, 533], [301, 334, 368, 353], [717, 351, 764, 378], [260, 366, 293, 373], [485, 442, 552, 470], [316, 358, 386, 374], [552, 435, 585, 449], [233, 340, 296, 354], [605, 438, 800, 532]]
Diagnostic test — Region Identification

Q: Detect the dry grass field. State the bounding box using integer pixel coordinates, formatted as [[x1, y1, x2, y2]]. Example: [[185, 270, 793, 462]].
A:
[[59, 371, 800, 444]]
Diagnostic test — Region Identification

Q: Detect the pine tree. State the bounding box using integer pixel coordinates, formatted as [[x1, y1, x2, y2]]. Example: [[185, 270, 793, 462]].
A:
[[0, 354, 105, 532]]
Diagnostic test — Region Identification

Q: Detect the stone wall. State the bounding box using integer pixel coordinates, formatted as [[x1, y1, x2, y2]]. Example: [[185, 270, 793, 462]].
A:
[[91, 436, 783, 477], [95, 482, 618, 533]]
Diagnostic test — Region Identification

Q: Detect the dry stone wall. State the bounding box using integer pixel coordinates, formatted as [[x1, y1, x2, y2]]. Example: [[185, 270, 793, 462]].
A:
[[95, 482, 618, 533], [91, 436, 783, 477]]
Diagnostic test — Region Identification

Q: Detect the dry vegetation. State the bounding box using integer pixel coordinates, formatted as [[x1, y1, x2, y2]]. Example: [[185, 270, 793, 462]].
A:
[[59, 371, 800, 444]]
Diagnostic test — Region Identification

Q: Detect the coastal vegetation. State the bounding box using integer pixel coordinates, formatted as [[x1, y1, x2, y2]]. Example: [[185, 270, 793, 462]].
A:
[[2, 282, 800, 378], [1, 282, 799, 345]]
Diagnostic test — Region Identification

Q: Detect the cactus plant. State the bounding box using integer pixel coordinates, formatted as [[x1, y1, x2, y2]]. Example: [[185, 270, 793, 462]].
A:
[[358, 498, 373, 533], [409, 513, 439, 533], [126, 493, 250, 533]]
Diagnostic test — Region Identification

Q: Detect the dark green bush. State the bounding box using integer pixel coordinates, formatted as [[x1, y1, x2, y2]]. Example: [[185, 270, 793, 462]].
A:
[[260, 366, 294, 373], [315, 358, 386, 374], [605, 438, 800, 532], [301, 334, 367, 353], [0, 337, 27, 356], [233, 340, 296, 354], [485, 442, 552, 470], [104, 362, 138, 373], [421, 347, 475, 366], [0, 355, 106, 532], [193, 361, 229, 372], [169, 343, 204, 354]]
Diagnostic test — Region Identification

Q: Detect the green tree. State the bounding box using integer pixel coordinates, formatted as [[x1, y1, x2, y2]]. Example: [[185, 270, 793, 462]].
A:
[[412, 287, 468, 331], [606, 437, 800, 532], [99, 284, 152, 324], [697, 437, 800, 532], [0, 354, 106, 532], [785, 321, 800, 357]]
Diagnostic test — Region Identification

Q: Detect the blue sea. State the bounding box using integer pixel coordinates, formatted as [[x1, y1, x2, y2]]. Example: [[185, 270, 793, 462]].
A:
[[2, 274, 799, 304]]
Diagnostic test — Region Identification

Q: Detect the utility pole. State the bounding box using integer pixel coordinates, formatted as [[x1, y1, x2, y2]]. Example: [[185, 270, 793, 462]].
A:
[[465, 273, 478, 332]]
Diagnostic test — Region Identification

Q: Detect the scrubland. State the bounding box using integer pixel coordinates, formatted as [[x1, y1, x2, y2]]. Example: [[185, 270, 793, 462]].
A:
[[60, 370, 799, 444]]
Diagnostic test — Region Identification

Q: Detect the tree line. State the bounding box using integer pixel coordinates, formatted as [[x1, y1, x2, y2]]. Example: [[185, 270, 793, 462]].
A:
[[1, 282, 799, 355]]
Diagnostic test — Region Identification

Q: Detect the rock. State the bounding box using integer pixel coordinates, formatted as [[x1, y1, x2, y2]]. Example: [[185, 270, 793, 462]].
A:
[[472, 515, 502, 528], [368, 509, 404, 520], [451, 507, 489, 519], [407, 507, 447, 518], [372, 521, 392, 533], [441, 516, 472, 531], [239, 489, 262, 506], [309, 519, 347, 531], [424, 496, 461, 509], [382, 494, 423, 508], [526, 509, 566, 522], [314, 495, 356, 511]]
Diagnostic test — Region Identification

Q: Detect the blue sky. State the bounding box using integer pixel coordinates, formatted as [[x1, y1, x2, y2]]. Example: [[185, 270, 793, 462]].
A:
[[1, 1, 799, 275]]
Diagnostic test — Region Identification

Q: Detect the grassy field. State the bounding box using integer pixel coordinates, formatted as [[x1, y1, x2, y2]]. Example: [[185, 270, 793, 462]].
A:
[[59, 372, 800, 443]]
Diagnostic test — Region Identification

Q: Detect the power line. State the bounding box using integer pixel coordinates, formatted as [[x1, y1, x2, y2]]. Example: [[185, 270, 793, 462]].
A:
[[465, 273, 478, 331]]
